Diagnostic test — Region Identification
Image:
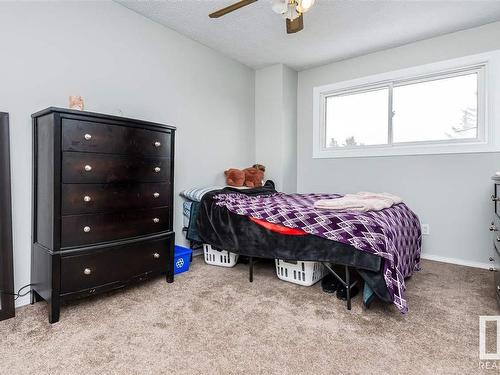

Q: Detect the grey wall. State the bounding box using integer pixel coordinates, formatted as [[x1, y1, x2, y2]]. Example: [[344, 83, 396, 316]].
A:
[[0, 2, 255, 306], [297, 21, 500, 268], [282, 65, 298, 193], [255, 65, 284, 187], [255, 64, 297, 192]]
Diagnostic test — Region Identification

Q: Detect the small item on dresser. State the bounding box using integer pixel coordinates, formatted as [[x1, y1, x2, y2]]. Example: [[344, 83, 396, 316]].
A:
[[69, 95, 84, 110]]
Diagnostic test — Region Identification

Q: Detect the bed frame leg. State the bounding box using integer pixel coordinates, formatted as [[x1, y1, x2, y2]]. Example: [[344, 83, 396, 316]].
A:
[[345, 264, 351, 310], [322, 262, 356, 311], [249, 257, 254, 283]]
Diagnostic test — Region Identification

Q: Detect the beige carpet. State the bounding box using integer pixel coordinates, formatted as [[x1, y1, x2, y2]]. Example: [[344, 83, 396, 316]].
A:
[[0, 257, 497, 375]]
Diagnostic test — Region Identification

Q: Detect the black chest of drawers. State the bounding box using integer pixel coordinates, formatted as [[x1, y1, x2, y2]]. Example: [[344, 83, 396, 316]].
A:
[[31, 107, 176, 323], [491, 176, 500, 307]]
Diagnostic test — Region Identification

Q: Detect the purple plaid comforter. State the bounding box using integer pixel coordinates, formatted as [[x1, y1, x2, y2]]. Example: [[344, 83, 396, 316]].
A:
[[214, 192, 421, 313]]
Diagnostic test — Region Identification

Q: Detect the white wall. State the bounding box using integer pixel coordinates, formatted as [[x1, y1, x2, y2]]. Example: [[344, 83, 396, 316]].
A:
[[255, 65, 283, 187], [297, 21, 500, 269], [282, 65, 298, 193], [255, 64, 297, 192], [0, 1, 255, 306]]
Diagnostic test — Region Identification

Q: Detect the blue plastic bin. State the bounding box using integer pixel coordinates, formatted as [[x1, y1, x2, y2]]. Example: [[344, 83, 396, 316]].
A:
[[174, 245, 192, 275]]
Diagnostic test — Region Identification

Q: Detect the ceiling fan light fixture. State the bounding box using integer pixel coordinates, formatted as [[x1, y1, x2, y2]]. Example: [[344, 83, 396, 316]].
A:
[[271, 0, 287, 14], [296, 0, 315, 13], [284, 2, 300, 20], [208, 0, 306, 34]]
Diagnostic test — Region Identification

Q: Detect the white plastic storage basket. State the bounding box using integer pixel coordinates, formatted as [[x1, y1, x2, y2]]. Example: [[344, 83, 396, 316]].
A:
[[275, 259, 326, 286], [203, 244, 239, 268]]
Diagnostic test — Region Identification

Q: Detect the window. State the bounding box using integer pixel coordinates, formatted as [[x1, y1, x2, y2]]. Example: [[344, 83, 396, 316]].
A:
[[312, 53, 497, 158], [325, 87, 389, 148], [392, 73, 479, 144]]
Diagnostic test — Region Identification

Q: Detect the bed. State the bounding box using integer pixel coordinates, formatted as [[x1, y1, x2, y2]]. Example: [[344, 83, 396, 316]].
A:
[[195, 181, 422, 313]]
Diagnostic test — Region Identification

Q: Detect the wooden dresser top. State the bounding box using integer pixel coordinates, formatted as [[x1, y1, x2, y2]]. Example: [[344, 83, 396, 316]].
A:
[[32, 107, 176, 131]]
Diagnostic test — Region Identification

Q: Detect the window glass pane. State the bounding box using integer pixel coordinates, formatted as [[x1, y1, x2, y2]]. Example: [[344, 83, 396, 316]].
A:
[[325, 88, 389, 148], [393, 73, 478, 143]]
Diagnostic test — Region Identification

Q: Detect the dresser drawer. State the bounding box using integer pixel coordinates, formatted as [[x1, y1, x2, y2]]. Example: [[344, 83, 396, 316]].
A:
[[491, 216, 500, 254], [62, 119, 171, 156], [62, 183, 170, 215], [494, 184, 500, 219], [492, 243, 500, 300], [62, 152, 170, 184], [493, 236, 500, 256], [61, 207, 170, 248], [60, 235, 172, 294]]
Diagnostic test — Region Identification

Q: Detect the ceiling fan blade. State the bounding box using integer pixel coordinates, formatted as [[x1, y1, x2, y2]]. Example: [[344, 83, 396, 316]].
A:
[[209, 0, 257, 18], [286, 13, 304, 34]]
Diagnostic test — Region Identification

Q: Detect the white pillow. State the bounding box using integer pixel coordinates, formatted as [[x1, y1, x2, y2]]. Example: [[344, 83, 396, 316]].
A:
[[180, 186, 224, 202]]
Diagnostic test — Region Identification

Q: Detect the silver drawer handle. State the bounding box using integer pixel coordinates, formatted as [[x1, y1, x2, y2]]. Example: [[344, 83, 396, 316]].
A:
[[154, 141, 161, 148], [153, 252, 160, 259], [153, 218, 160, 223], [153, 192, 160, 198], [492, 195, 500, 202], [84, 268, 92, 275], [83, 226, 91, 233], [83, 195, 92, 202], [84, 165, 92, 172], [84, 133, 92, 140], [154, 167, 161, 173]]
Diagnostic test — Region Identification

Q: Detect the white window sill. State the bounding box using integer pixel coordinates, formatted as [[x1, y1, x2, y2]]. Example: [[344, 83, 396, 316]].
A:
[[313, 141, 498, 159]]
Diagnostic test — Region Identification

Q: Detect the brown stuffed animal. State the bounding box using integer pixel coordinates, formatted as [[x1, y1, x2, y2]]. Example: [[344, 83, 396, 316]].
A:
[[243, 164, 266, 188], [224, 164, 266, 188], [224, 168, 245, 187]]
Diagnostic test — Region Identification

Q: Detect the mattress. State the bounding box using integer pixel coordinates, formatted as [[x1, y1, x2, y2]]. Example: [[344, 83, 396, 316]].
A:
[[196, 183, 393, 306]]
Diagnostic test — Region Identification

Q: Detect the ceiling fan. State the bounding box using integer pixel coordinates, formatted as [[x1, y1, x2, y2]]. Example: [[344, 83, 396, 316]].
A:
[[209, 0, 315, 34]]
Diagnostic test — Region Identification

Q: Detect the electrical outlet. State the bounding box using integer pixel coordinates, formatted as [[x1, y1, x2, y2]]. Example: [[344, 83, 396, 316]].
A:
[[421, 224, 430, 235]]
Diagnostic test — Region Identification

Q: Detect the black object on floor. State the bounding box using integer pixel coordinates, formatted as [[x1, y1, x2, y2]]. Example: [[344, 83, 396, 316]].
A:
[[321, 274, 340, 294], [336, 284, 360, 301], [321, 263, 359, 310]]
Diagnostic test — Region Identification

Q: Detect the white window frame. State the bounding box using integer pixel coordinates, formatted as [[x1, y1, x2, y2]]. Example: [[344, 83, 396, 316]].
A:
[[313, 51, 500, 158]]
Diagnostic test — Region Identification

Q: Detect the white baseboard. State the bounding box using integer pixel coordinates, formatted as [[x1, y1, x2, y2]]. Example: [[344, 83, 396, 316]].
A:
[[15, 294, 30, 308], [10, 253, 490, 310], [421, 253, 492, 270]]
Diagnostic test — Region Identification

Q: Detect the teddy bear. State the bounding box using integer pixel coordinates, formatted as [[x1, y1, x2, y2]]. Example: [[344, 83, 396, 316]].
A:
[[224, 168, 245, 187], [243, 164, 265, 188], [224, 164, 266, 188]]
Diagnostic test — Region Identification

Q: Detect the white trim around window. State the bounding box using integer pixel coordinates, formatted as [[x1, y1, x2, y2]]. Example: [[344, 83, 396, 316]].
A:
[[313, 51, 500, 158]]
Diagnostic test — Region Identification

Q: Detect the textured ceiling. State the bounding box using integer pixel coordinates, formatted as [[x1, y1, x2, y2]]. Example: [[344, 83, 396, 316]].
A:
[[117, 0, 500, 71]]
